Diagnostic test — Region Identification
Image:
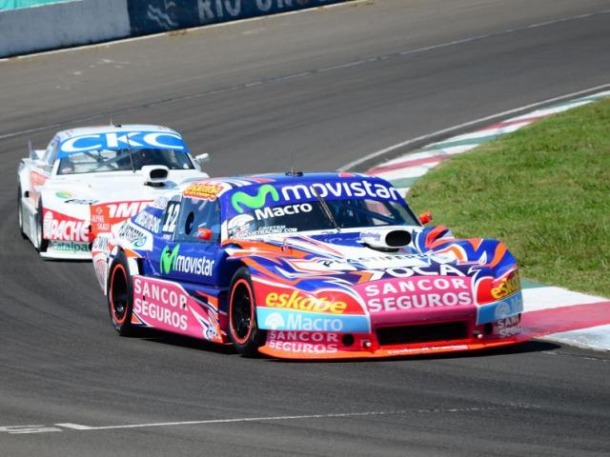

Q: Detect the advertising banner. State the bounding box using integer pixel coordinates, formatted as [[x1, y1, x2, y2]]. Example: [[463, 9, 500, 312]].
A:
[[127, 0, 347, 36]]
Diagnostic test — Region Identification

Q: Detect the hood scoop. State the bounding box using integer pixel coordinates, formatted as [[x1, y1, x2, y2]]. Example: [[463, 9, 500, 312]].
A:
[[359, 228, 412, 252], [142, 165, 169, 187]]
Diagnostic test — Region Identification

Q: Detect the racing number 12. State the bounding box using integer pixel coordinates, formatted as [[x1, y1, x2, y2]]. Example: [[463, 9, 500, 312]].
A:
[[162, 202, 180, 234]]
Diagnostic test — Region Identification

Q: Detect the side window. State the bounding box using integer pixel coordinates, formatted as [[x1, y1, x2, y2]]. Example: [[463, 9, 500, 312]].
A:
[[198, 200, 221, 241], [175, 198, 221, 242], [44, 137, 58, 166]]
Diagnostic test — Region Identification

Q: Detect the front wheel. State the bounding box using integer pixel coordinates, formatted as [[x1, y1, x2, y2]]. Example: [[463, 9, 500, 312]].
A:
[[107, 252, 135, 336], [17, 185, 26, 239], [228, 267, 265, 357], [35, 201, 48, 253]]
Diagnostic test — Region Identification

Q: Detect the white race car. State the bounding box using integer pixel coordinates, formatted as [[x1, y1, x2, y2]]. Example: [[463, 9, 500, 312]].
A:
[[17, 124, 209, 259]]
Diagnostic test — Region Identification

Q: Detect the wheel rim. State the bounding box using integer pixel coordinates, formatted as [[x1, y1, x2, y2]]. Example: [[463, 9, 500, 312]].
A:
[[110, 265, 129, 324], [230, 280, 254, 344]]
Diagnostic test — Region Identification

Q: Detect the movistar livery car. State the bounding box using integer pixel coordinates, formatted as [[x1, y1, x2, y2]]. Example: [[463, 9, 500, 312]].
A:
[[92, 172, 528, 359], [17, 124, 209, 259]]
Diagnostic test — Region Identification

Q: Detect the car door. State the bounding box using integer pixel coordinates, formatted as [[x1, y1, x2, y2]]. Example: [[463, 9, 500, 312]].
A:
[[153, 195, 223, 287]]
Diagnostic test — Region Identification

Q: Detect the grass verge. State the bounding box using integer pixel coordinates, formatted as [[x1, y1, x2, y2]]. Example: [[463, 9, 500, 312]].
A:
[[407, 99, 610, 298]]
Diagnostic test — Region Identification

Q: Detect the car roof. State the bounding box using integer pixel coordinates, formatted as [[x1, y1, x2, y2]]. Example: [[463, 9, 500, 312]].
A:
[[55, 124, 189, 157], [179, 172, 403, 204], [55, 124, 179, 141], [183, 172, 389, 191]]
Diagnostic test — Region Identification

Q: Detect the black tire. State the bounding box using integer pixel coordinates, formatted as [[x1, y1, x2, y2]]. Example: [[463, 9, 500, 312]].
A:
[[17, 185, 26, 239], [228, 267, 266, 357], [107, 251, 135, 336], [35, 201, 48, 253]]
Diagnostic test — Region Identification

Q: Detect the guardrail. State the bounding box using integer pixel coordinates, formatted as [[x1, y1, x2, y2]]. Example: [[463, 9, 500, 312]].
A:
[[0, 0, 347, 59]]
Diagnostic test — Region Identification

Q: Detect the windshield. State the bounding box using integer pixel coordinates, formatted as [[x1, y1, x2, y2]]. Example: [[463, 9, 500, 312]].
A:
[[57, 148, 194, 175], [227, 198, 419, 238]]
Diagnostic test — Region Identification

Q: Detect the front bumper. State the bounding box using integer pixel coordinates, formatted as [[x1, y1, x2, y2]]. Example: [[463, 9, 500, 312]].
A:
[[258, 315, 529, 360], [41, 241, 91, 260]]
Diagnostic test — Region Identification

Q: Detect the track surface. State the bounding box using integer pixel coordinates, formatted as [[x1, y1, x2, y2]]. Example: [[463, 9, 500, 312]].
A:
[[1, 1, 610, 455]]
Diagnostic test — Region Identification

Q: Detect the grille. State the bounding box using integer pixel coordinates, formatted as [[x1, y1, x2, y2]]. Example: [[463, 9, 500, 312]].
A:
[[376, 322, 469, 346]]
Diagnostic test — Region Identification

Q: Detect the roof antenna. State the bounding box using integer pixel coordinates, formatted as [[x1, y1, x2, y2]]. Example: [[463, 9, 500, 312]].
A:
[[286, 167, 303, 177], [286, 149, 303, 177]]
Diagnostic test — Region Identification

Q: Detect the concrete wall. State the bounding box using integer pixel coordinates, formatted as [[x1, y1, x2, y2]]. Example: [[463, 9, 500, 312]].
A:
[[0, 0, 73, 10], [0, 0, 347, 59], [0, 0, 130, 58]]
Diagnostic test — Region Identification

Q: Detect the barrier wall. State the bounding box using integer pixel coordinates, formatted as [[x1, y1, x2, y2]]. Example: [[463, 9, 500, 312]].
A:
[[0, 0, 70, 9], [0, 0, 347, 59], [0, 0, 130, 58], [128, 0, 347, 36]]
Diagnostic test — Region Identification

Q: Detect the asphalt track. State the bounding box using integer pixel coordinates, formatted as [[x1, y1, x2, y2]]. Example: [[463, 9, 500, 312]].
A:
[[1, 1, 610, 455]]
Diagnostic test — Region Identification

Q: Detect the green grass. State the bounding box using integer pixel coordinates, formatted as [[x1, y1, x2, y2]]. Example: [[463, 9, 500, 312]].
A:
[[407, 99, 610, 298]]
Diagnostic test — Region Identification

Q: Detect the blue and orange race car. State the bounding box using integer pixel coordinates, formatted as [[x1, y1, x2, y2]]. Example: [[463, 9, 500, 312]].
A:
[[92, 172, 528, 359]]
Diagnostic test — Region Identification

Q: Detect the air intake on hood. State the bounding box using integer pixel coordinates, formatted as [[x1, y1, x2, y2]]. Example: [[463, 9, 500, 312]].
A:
[[360, 228, 412, 251], [142, 165, 169, 187]]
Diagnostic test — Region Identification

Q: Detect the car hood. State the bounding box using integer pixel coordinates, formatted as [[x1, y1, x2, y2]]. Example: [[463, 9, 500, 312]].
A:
[[40, 169, 205, 239], [227, 228, 511, 277], [41, 169, 202, 202], [227, 228, 522, 325]]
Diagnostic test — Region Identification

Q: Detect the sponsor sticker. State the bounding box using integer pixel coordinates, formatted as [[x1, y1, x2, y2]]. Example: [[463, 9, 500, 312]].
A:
[[266, 331, 340, 354], [91, 201, 151, 235], [134, 211, 161, 233], [134, 277, 189, 332], [358, 276, 474, 313], [49, 241, 91, 253], [59, 131, 187, 155], [132, 277, 222, 343], [493, 315, 522, 338], [118, 222, 148, 245], [477, 292, 523, 325], [228, 180, 403, 217], [160, 244, 215, 277], [43, 210, 89, 242], [184, 182, 225, 201], [254, 203, 312, 220], [257, 308, 370, 333], [265, 290, 348, 314], [491, 274, 520, 300], [231, 184, 280, 213]]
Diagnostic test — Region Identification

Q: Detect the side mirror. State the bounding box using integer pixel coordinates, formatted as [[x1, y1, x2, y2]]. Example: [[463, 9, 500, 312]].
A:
[[28, 143, 45, 161], [194, 153, 210, 166], [419, 212, 433, 225], [196, 227, 213, 241]]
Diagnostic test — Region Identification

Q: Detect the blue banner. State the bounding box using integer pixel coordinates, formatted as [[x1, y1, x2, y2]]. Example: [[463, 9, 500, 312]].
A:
[[127, 0, 347, 36]]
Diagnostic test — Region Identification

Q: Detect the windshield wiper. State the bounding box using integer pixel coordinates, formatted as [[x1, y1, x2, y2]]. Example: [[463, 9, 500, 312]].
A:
[[310, 185, 340, 232]]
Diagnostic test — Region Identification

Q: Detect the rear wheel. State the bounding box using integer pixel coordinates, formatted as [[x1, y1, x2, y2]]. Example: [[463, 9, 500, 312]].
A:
[[108, 252, 135, 336], [228, 267, 265, 357]]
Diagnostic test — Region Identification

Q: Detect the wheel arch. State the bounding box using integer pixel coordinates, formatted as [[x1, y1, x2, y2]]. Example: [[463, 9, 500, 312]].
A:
[[227, 264, 266, 356], [106, 247, 142, 294]]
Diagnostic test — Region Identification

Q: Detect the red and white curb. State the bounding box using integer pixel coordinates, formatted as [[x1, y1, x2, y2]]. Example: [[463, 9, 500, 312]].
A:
[[367, 90, 610, 352], [369, 90, 610, 195]]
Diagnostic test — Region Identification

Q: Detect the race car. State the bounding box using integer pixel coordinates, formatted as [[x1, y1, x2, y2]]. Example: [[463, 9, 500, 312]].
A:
[[92, 172, 528, 359], [17, 124, 209, 259]]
